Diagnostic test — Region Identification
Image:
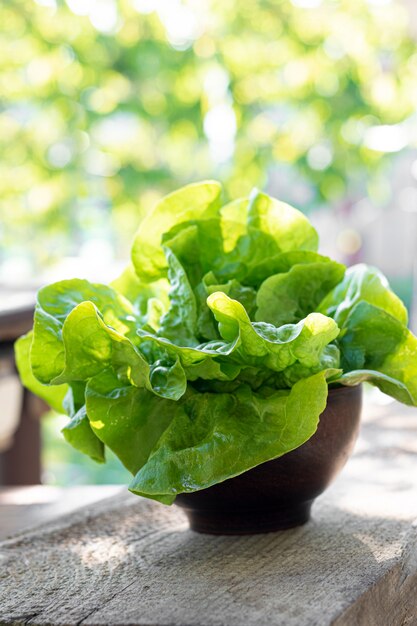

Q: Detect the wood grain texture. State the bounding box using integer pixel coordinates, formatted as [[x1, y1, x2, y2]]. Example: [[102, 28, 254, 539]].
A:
[[1, 401, 417, 626]]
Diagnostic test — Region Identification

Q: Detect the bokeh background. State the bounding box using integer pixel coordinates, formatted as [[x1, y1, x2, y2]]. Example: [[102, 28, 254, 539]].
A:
[[2, 0, 417, 486]]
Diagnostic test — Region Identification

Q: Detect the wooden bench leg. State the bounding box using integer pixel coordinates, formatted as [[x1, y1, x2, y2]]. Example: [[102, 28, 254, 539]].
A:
[[0, 389, 42, 485]]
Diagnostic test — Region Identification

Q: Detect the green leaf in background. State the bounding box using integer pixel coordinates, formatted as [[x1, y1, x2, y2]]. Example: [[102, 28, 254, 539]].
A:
[[256, 253, 345, 326], [14, 332, 67, 413], [129, 371, 329, 502], [318, 264, 408, 327], [131, 181, 223, 283]]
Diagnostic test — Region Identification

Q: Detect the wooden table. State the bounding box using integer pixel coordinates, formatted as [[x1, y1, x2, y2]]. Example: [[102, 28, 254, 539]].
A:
[[0, 399, 417, 625]]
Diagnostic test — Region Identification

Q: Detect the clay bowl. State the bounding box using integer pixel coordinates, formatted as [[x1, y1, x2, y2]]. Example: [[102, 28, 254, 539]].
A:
[[176, 384, 362, 535]]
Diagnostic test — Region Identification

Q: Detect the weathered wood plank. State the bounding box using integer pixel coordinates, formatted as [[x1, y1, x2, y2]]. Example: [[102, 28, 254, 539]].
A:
[[0, 401, 417, 626]]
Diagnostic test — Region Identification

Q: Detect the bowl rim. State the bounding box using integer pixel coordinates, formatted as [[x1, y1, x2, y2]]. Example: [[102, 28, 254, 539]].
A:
[[327, 383, 361, 396]]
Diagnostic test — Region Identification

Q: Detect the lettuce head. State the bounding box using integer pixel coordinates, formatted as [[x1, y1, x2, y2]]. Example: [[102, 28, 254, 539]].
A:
[[15, 181, 417, 503]]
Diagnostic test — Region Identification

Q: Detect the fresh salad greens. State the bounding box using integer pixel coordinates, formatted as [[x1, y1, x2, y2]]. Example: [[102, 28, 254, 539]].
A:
[[15, 181, 417, 504]]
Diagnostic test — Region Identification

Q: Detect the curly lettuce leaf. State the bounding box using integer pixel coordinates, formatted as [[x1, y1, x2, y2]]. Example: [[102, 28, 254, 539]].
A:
[[136, 330, 241, 382], [31, 279, 136, 384], [15, 333, 104, 462], [245, 250, 329, 286], [273, 344, 341, 388], [338, 301, 417, 404], [132, 187, 319, 291], [207, 292, 339, 371], [211, 190, 319, 283], [136, 291, 339, 387], [220, 197, 250, 252], [195, 271, 257, 341], [129, 371, 329, 502], [318, 264, 408, 327], [131, 181, 222, 282], [204, 273, 257, 318], [337, 370, 413, 406], [31, 282, 187, 401], [14, 332, 67, 413], [256, 253, 345, 326], [245, 189, 319, 255], [58, 301, 187, 400], [157, 247, 198, 346]]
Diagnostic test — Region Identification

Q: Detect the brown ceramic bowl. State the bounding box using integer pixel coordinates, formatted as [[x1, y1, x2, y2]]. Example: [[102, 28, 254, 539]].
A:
[[176, 384, 362, 535]]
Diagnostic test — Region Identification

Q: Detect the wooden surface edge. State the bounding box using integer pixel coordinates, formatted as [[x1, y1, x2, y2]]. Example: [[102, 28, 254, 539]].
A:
[[0, 485, 125, 544], [334, 521, 417, 625]]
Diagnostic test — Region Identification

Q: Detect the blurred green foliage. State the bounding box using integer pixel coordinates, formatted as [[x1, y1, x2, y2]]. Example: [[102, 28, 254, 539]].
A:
[[1, 0, 417, 268]]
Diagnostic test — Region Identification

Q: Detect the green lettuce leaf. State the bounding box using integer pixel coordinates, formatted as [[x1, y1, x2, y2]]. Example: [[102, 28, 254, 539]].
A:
[[157, 247, 198, 346], [256, 253, 345, 326], [133, 187, 319, 290], [337, 370, 413, 406], [136, 330, 241, 382], [273, 344, 341, 388], [210, 190, 319, 283], [338, 301, 417, 404], [31, 278, 136, 384], [129, 371, 329, 502], [194, 271, 257, 341], [318, 264, 408, 327], [31, 281, 187, 400], [14, 332, 67, 413], [61, 382, 106, 464], [58, 301, 187, 400], [207, 291, 340, 371], [131, 181, 223, 282], [245, 189, 319, 256], [86, 368, 179, 489], [62, 405, 105, 463]]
